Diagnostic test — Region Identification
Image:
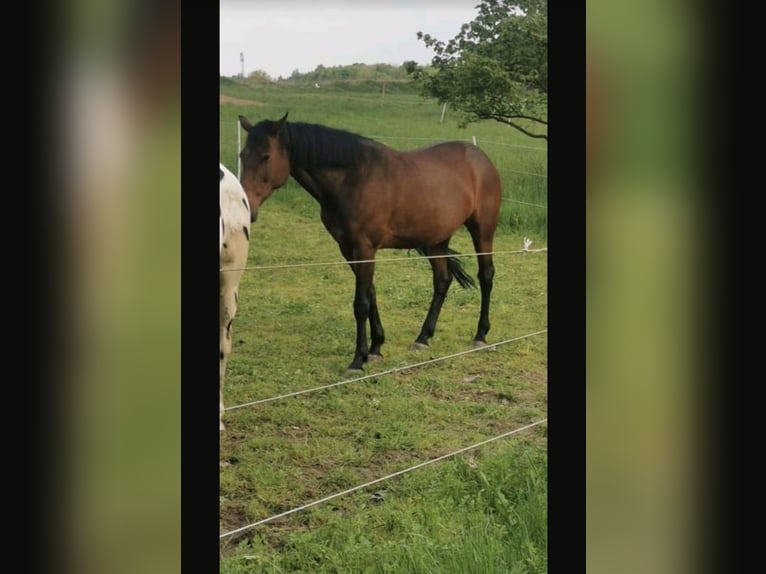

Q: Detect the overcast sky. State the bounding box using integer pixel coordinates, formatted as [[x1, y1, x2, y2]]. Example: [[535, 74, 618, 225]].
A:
[[220, 0, 481, 79]]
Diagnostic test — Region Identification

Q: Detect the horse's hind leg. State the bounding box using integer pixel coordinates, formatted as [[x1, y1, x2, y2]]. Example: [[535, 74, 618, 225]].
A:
[[412, 242, 453, 349], [466, 222, 495, 347], [219, 280, 236, 431], [219, 265, 244, 431]]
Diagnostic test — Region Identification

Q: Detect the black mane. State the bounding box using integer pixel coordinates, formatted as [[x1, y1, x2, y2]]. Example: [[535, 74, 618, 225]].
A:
[[283, 122, 384, 169]]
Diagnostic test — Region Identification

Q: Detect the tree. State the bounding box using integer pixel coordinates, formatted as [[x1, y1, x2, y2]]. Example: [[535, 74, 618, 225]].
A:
[[409, 0, 547, 140], [247, 69, 273, 83]]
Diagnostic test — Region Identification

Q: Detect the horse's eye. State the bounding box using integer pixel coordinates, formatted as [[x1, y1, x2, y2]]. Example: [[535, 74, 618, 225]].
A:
[[262, 153, 271, 162]]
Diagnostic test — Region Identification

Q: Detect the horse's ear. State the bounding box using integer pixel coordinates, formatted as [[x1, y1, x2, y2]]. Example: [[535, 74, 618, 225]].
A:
[[238, 115, 253, 132], [273, 111, 288, 134]]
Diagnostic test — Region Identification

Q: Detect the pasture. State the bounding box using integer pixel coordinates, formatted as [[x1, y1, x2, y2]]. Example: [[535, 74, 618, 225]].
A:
[[219, 78, 548, 573]]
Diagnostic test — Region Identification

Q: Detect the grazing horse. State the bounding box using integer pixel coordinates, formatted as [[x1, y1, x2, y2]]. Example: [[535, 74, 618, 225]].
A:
[[237, 113, 501, 372], [219, 162, 252, 430]]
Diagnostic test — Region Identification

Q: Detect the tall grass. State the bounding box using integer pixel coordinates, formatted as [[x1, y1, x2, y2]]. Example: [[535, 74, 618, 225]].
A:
[[220, 443, 547, 574]]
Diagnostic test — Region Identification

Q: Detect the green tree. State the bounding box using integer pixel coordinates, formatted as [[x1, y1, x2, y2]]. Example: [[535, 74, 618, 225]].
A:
[[410, 0, 547, 140], [247, 69, 273, 83]]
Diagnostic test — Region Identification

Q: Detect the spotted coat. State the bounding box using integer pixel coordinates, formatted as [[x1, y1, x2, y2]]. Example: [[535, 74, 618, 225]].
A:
[[219, 163, 251, 431]]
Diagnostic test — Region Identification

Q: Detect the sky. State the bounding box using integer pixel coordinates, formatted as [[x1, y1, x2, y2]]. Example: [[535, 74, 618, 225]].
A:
[[220, 0, 481, 80]]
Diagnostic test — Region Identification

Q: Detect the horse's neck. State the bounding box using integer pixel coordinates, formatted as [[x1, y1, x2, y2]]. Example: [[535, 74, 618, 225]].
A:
[[290, 168, 330, 205]]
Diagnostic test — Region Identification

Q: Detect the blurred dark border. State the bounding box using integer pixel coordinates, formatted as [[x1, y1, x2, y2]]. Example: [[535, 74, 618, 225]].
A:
[[32, 0, 66, 571], [547, 2, 585, 571], [181, 1, 221, 572]]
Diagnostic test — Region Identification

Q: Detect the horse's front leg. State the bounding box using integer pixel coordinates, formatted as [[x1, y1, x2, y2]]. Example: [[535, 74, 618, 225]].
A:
[[348, 257, 375, 372], [367, 283, 385, 360]]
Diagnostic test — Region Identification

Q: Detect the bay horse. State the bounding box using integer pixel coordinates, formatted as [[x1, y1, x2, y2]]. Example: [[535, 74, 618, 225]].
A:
[[220, 162, 252, 430], [237, 113, 501, 372]]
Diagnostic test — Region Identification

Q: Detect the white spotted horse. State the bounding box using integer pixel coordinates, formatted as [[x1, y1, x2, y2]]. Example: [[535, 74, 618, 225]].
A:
[[219, 162, 253, 431]]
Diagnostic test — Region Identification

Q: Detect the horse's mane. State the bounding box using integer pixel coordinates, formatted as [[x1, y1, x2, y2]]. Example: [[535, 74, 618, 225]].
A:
[[284, 122, 384, 169]]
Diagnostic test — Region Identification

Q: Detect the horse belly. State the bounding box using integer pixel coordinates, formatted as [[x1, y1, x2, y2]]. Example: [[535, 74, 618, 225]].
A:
[[383, 187, 472, 248], [381, 217, 462, 249]]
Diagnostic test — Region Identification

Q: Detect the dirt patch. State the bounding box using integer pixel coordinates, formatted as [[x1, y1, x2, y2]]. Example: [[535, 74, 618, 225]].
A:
[[220, 505, 249, 538], [220, 94, 266, 107]]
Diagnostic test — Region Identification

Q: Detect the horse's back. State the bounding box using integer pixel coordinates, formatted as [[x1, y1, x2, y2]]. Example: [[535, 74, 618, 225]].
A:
[[400, 141, 501, 205], [407, 141, 498, 177]]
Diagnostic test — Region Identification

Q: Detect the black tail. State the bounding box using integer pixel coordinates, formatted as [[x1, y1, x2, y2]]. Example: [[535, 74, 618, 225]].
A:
[[414, 247, 476, 289]]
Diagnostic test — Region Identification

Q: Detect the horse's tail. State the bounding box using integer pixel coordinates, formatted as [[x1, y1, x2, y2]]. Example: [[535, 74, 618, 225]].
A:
[[414, 247, 476, 289]]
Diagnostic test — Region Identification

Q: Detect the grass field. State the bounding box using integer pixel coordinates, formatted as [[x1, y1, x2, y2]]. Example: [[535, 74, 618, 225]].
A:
[[219, 78, 548, 573]]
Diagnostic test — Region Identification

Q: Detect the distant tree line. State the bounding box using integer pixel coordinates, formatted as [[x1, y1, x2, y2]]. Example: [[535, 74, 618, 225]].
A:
[[224, 63, 415, 85]]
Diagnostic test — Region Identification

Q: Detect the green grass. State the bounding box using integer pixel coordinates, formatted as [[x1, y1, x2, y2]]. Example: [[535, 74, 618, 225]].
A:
[[221, 443, 547, 574], [220, 78, 547, 572]]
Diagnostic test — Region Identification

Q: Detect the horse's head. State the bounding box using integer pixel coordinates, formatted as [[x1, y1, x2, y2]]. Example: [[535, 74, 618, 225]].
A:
[[238, 112, 291, 222]]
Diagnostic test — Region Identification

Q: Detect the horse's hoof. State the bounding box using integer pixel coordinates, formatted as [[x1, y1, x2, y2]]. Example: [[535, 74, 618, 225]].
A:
[[368, 353, 384, 362], [471, 340, 488, 349], [345, 367, 365, 378], [409, 342, 429, 351]]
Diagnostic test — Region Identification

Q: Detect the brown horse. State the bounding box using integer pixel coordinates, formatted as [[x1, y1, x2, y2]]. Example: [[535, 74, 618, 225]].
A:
[[238, 113, 502, 371]]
